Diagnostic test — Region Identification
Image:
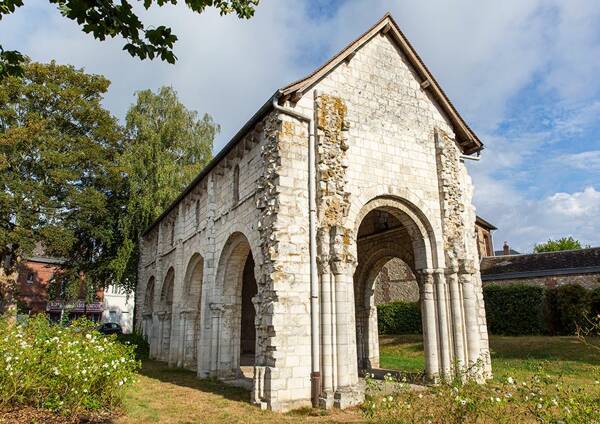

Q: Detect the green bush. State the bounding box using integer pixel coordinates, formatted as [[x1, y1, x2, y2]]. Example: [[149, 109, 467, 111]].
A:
[[117, 332, 150, 360], [546, 284, 591, 335], [0, 314, 139, 414], [377, 302, 422, 335], [590, 287, 600, 318], [483, 285, 545, 335]]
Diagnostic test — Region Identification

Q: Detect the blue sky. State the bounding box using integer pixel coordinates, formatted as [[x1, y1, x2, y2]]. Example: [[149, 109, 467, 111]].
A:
[[1, 0, 599, 252]]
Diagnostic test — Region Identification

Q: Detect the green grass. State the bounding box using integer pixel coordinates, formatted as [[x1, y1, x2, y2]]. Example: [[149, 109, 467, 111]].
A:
[[117, 336, 599, 422], [379, 334, 600, 385]]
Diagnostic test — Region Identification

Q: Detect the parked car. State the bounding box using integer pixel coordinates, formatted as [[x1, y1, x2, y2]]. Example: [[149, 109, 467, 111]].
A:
[[97, 322, 123, 335]]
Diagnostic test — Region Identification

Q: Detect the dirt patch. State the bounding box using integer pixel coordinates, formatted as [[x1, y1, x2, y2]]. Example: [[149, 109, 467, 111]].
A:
[[0, 407, 114, 424]]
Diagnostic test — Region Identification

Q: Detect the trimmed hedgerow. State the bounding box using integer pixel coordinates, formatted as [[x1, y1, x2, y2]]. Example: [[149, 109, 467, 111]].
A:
[[545, 284, 591, 335], [483, 284, 546, 335], [377, 302, 422, 335], [590, 287, 600, 318], [0, 315, 139, 414]]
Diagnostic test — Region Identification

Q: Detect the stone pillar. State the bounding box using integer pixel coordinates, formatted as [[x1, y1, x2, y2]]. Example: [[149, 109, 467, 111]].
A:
[[417, 269, 440, 381], [433, 269, 452, 378], [331, 257, 363, 409], [318, 250, 335, 408], [446, 260, 467, 372], [459, 260, 481, 374], [208, 303, 224, 377]]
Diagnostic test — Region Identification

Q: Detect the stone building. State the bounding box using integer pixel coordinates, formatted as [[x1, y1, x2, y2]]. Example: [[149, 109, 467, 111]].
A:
[[136, 14, 491, 412], [475, 216, 496, 258], [481, 247, 600, 290]]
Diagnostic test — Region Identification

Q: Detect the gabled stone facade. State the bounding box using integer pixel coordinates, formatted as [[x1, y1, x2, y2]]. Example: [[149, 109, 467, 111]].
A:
[[136, 14, 491, 412]]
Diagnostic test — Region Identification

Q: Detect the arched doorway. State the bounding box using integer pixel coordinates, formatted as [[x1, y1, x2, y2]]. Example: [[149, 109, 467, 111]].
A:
[[348, 196, 446, 383], [354, 208, 422, 374], [181, 254, 204, 369], [214, 232, 257, 379], [159, 268, 174, 362]]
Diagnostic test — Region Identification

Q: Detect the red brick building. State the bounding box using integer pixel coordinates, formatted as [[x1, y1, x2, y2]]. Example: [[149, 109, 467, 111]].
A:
[[16, 256, 104, 321]]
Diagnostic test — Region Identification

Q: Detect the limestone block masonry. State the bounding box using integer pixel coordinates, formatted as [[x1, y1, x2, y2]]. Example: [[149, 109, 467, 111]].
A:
[[136, 14, 491, 412]]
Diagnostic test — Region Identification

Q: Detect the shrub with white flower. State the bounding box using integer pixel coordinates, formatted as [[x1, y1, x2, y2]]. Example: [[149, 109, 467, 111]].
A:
[[0, 315, 139, 414]]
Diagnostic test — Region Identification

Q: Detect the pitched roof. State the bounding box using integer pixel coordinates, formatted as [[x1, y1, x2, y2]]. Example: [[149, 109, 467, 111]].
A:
[[280, 13, 483, 154], [475, 216, 497, 231], [481, 247, 600, 281], [143, 13, 483, 236]]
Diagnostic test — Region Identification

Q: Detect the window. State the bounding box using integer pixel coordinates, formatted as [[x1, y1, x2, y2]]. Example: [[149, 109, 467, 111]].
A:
[[170, 221, 175, 246], [26, 272, 34, 284], [109, 310, 117, 323], [233, 164, 240, 204], [195, 199, 201, 227]]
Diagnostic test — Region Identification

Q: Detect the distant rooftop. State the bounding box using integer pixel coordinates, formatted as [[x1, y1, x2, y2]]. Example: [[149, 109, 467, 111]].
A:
[[481, 247, 600, 281]]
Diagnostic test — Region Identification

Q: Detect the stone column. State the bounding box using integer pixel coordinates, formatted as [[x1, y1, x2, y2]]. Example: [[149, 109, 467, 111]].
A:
[[433, 269, 452, 378], [417, 269, 440, 381], [446, 259, 466, 372], [331, 257, 363, 409], [459, 260, 481, 373], [177, 312, 186, 368], [208, 303, 224, 377], [318, 251, 335, 408]]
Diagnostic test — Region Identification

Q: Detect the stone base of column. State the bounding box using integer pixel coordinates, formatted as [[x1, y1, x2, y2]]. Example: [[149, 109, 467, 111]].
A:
[[334, 385, 364, 409], [318, 390, 336, 409]]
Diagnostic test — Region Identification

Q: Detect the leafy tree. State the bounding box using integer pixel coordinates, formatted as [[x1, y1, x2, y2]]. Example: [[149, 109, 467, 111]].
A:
[[111, 86, 217, 290], [0, 0, 260, 78], [533, 236, 589, 253], [0, 61, 125, 312]]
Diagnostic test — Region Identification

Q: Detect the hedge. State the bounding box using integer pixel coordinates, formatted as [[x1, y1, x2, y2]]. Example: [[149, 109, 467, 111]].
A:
[[483, 284, 546, 335], [376, 284, 598, 336], [377, 302, 422, 335]]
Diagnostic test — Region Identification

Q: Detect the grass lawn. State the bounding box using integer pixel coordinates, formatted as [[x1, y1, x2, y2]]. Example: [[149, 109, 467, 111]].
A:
[[379, 334, 600, 385], [118, 335, 599, 423]]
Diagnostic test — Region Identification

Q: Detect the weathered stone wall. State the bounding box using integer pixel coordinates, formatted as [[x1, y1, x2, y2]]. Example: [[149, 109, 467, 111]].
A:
[[372, 258, 419, 304]]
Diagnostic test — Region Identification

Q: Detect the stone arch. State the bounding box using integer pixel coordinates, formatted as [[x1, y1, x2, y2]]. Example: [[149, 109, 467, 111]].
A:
[[351, 196, 437, 377], [347, 186, 444, 269], [180, 253, 204, 369], [213, 231, 258, 380], [352, 195, 439, 270], [158, 267, 175, 362], [142, 276, 155, 341]]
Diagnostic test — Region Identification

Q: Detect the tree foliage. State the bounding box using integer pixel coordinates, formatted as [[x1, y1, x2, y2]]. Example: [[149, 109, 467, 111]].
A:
[[0, 61, 125, 306], [111, 86, 217, 290], [0, 0, 260, 78], [533, 236, 588, 253]]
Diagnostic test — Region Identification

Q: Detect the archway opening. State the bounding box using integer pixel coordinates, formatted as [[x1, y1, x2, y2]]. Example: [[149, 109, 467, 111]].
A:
[[160, 268, 174, 362], [182, 254, 204, 369], [240, 253, 257, 366], [215, 232, 258, 380], [142, 277, 155, 341], [353, 208, 424, 378]]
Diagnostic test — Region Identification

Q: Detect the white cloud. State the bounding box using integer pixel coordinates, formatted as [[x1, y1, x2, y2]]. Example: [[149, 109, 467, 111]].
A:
[[547, 186, 600, 218], [558, 150, 600, 171]]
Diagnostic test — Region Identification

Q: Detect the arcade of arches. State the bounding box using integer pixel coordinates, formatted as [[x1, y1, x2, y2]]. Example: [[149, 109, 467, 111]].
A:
[[137, 13, 491, 412]]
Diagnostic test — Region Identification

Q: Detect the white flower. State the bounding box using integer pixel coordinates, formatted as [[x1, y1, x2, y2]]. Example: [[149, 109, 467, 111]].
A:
[[460, 399, 467, 406], [551, 399, 558, 406], [118, 380, 124, 386], [507, 377, 514, 384], [85, 334, 92, 340]]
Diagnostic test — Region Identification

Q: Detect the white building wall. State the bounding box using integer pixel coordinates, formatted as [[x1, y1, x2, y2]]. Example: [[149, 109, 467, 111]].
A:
[[102, 285, 134, 334]]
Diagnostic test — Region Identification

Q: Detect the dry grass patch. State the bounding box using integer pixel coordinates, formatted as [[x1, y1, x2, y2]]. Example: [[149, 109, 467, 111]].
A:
[[116, 361, 363, 424]]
